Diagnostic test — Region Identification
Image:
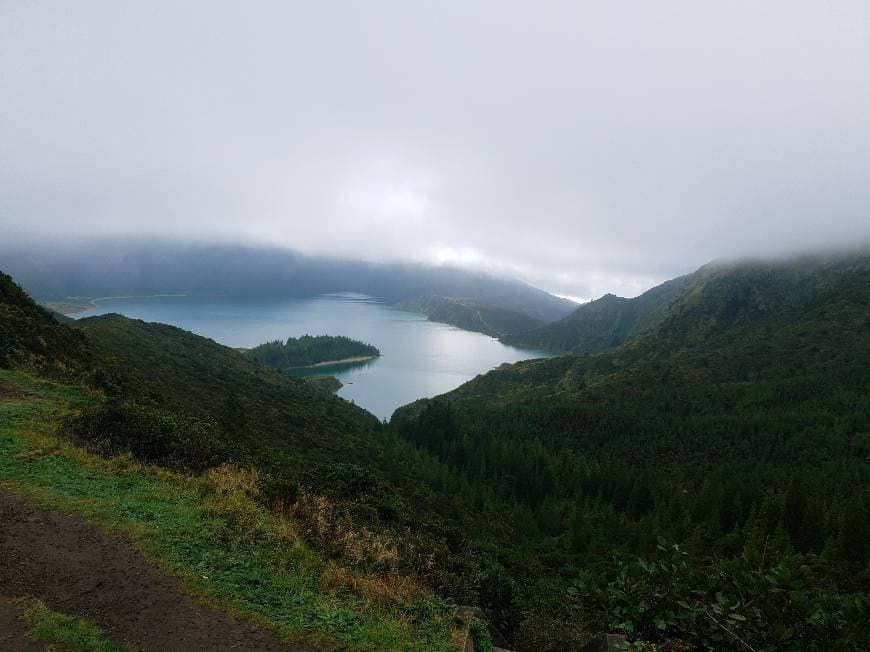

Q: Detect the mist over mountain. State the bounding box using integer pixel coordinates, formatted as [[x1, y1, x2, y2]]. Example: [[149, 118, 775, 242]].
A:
[[1, 239, 575, 322], [3, 2, 870, 649]]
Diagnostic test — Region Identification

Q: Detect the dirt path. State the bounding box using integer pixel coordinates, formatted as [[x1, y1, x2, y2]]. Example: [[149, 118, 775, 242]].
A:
[[0, 491, 313, 651], [0, 598, 41, 651]]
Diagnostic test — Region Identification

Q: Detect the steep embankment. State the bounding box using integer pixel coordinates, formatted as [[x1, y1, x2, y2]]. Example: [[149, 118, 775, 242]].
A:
[[396, 295, 545, 337], [501, 274, 689, 353], [0, 271, 97, 381]]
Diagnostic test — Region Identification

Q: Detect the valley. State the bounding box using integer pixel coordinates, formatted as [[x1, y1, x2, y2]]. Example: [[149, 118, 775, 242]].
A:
[[2, 250, 868, 650]]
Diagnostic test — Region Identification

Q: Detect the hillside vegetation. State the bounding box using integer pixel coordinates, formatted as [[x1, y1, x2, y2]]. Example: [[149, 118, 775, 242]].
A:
[[395, 251, 870, 650], [74, 314, 381, 470], [246, 335, 380, 370], [2, 250, 869, 651], [0, 271, 98, 381], [396, 295, 545, 338], [0, 271, 496, 649], [502, 274, 689, 352], [0, 369, 463, 651]]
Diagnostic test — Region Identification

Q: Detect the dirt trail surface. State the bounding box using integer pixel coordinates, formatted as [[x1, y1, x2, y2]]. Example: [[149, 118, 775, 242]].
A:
[[0, 597, 41, 651], [0, 491, 313, 651]]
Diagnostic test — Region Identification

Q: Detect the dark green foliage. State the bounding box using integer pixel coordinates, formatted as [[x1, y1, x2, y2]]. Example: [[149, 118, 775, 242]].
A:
[[396, 295, 545, 338], [73, 314, 382, 470], [502, 274, 689, 352], [0, 271, 98, 381], [4, 250, 869, 650], [469, 618, 493, 652], [64, 400, 233, 472], [395, 251, 870, 649], [572, 539, 869, 650], [304, 375, 343, 393], [245, 334, 379, 369]]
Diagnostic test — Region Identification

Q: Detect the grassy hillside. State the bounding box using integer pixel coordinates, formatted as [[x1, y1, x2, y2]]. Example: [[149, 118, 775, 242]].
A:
[[0, 271, 98, 381], [74, 314, 381, 469], [0, 269, 498, 649], [394, 251, 870, 650], [396, 295, 545, 337], [501, 274, 689, 353], [0, 369, 463, 651]]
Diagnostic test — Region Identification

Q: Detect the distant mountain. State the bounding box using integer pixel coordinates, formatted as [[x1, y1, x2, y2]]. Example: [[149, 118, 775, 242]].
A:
[[0, 239, 575, 323], [395, 295, 545, 338], [501, 274, 689, 352]]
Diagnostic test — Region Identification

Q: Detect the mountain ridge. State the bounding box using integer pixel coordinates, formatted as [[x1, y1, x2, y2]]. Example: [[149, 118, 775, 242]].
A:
[[501, 274, 690, 353], [1, 239, 576, 323], [395, 295, 546, 338]]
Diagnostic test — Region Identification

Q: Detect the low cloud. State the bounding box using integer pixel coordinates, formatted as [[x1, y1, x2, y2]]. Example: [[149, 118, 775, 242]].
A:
[[2, 1, 869, 298]]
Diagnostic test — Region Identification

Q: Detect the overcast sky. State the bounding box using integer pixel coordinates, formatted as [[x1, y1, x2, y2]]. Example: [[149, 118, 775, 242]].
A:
[[2, 1, 869, 299]]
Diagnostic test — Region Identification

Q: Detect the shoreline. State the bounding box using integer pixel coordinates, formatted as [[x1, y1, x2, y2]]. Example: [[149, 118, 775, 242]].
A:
[[40, 293, 190, 316], [297, 354, 379, 369]]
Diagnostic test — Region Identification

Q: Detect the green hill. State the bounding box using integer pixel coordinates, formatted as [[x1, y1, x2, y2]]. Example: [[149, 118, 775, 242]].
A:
[[0, 272, 481, 649], [4, 252, 869, 650], [394, 251, 870, 650], [0, 271, 97, 381], [396, 295, 546, 338], [501, 274, 689, 352], [74, 314, 382, 469]]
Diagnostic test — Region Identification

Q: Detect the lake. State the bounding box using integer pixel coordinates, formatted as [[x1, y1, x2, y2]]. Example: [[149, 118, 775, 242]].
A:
[[75, 294, 550, 420]]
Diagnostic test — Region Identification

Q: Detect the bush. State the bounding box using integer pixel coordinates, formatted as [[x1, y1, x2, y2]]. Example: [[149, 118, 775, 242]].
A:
[[571, 538, 870, 651], [64, 399, 234, 472]]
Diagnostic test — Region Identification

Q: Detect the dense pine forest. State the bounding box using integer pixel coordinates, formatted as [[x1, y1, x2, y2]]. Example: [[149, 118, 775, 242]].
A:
[[1, 250, 868, 650], [501, 274, 689, 352], [395, 252, 870, 649]]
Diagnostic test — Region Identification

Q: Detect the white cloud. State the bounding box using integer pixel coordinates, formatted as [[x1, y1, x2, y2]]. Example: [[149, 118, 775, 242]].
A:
[[2, 1, 869, 299]]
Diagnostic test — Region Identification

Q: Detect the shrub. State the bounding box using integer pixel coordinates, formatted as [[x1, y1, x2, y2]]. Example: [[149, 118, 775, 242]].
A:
[[64, 399, 233, 472]]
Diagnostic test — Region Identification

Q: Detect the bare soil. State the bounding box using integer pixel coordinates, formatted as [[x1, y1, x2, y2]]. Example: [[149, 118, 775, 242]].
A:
[[0, 380, 25, 400], [0, 491, 314, 651], [0, 597, 41, 652]]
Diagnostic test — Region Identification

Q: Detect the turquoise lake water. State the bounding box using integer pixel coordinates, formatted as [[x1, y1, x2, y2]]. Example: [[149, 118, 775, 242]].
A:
[[75, 294, 550, 420]]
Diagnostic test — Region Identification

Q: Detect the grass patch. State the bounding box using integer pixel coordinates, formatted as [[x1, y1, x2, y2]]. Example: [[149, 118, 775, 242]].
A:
[[0, 369, 460, 651], [18, 597, 135, 652]]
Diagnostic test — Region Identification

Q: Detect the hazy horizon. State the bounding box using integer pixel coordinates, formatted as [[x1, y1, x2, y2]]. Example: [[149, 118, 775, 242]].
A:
[[3, 1, 870, 299]]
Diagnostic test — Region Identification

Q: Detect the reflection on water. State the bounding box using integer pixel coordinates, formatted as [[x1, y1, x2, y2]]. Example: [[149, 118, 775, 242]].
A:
[[76, 294, 550, 420], [289, 357, 378, 377]]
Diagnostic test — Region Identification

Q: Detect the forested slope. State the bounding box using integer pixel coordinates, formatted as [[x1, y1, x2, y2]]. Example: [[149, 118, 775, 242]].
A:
[[74, 314, 382, 468], [501, 274, 689, 352], [0, 271, 98, 381], [396, 295, 545, 337], [394, 251, 870, 650]]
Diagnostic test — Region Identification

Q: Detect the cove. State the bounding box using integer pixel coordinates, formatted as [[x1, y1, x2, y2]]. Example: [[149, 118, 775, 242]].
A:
[[75, 294, 550, 420]]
